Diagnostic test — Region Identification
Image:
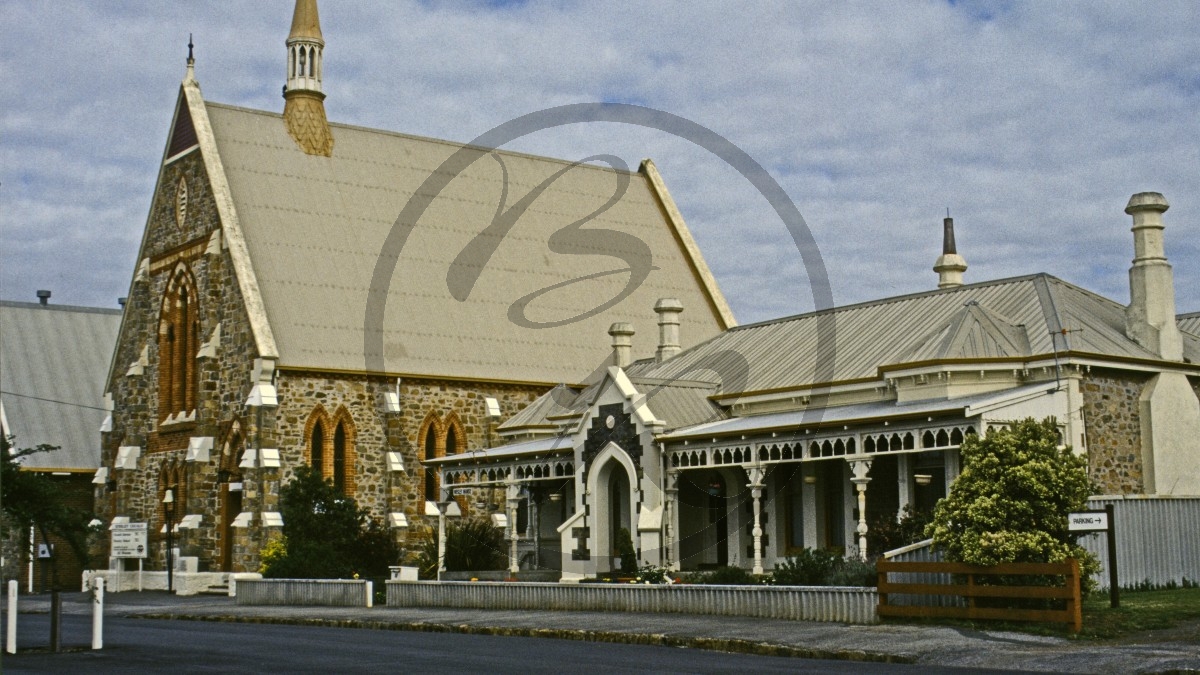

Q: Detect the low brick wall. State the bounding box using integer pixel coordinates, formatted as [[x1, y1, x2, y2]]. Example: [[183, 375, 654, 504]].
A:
[[237, 579, 373, 607], [387, 582, 878, 624]]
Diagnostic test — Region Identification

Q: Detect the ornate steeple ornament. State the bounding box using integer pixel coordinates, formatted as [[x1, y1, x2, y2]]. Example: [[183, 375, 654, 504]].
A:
[[282, 0, 334, 157], [933, 212, 968, 289]]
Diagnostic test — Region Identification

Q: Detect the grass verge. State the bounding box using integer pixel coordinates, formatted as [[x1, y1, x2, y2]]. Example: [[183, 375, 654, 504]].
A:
[[883, 587, 1200, 640]]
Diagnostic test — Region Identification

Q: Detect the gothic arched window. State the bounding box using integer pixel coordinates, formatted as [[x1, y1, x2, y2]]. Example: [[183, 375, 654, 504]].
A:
[[158, 264, 199, 423]]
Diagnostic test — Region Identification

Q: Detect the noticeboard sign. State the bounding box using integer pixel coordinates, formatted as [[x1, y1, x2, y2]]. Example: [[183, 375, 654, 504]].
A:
[[111, 522, 149, 558], [1068, 511, 1109, 532]]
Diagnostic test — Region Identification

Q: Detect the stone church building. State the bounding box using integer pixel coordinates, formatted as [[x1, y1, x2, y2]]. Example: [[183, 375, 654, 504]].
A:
[[98, 0, 733, 574]]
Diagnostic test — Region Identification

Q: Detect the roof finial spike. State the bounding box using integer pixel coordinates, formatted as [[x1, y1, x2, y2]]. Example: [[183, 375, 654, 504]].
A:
[[184, 33, 197, 84]]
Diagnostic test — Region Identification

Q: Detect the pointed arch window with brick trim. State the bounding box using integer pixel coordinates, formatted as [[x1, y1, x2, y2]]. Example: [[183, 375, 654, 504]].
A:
[[158, 263, 200, 423], [304, 405, 356, 496], [311, 419, 325, 472], [418, 412, 445, 503]]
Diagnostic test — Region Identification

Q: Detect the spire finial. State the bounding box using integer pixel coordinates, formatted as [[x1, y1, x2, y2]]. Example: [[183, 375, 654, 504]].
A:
[[183, 33, 197, 84]]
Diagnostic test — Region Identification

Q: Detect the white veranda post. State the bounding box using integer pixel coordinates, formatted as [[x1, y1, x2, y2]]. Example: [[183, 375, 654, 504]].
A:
[[850, 460, 873, 561], [747, 462, 766, 575]]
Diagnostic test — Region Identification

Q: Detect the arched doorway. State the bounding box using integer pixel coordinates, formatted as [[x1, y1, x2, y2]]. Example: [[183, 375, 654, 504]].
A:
[[589, 447, 637, 573]]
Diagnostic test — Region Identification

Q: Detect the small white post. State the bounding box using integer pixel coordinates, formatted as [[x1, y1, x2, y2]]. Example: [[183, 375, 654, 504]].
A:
[[364, 581, 373, 609], [92, 577, 105, 649], [6, 579, 17, 654]]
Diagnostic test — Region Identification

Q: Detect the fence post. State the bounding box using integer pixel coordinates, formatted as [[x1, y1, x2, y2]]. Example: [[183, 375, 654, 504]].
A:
[[6, 579, 16, 654], [1068, 558, 1081, 633], [877, 563, 888, 612], [92, 577, 105, 649]]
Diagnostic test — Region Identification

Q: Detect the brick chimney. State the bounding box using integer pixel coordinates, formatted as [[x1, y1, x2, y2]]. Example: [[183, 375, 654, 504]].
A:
[[653, 298, 684, 363], [1124, 192, 1183, 361]]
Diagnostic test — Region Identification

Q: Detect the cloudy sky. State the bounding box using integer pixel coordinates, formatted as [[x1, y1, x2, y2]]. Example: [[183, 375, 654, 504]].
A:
[[2, 1, 1197, 324]]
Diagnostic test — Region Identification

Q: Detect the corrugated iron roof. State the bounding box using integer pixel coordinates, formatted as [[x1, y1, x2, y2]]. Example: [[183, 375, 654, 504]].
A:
[[203, 102, 731, 383], [1180, 312, 1200, 339], [0, 301, 121, 470], [659, 383, 1057, 441], [426, 435, 573, 464], [636, 274, 1198, 397]]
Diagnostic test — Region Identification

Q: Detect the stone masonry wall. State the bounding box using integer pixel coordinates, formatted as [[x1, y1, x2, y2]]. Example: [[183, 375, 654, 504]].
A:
[[101, 147, 267, 574], [272, 372, 546, 550], [1081, 370, 1149, 495]]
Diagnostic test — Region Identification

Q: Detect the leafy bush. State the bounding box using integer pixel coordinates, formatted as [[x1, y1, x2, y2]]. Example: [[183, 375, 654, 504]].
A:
[[772, 548, 839, 585], [616, 527, 637, 575], [262, 466, 400, 579], [635, 564, 674, 584], [828, 557, 877, 587], [680, 566, 761, 585], [416, 517, 506, 578], [771, 548, 876, 587], [867, 504, 932, 555], [927, 417, 1101, 594]]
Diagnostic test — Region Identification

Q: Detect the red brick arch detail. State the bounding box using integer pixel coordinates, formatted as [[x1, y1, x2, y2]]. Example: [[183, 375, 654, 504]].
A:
[[329, 405, 358, 497], [418, 412, 445, 502], [302, 404, 331, 469], [441, 411, 466, 456]]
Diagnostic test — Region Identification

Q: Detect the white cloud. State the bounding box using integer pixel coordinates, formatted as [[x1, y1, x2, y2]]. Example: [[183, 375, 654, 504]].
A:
[[1, 0, 1196, 322]]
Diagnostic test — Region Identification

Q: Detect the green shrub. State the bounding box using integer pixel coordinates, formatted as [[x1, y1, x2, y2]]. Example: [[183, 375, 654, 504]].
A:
[[771, 549, 876, 587], [772, 548, 839, 585], [828, 557, 877, 587], [867, 504, 932, 555], [416, 517, 506, 577], [927, 417, 1101, 595], [616, 527, 637, 575], [262, 466, 401, 579]]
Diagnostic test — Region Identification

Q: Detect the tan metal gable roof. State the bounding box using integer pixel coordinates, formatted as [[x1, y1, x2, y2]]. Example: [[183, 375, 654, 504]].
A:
[[0, 301, 121, 470], [203, 102, 731, 383], [637, 274, 1197, 396]]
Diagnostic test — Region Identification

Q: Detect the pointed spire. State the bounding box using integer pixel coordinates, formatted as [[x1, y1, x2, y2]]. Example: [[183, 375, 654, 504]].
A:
[[289, 0, 324, 42], [282, 0, 333, 156], [933, 212, 967, 289]]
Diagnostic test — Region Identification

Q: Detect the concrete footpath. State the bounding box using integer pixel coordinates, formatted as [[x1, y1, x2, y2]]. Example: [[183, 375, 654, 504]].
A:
[[8, 591, 1200, 674]]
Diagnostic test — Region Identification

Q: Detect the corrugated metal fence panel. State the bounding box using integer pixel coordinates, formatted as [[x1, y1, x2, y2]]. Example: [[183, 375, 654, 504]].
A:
[[237, 580, 370, 606], [881, 540, 963, 608], [385, 581, 879, 624], [1083, 497, 1200, 590]]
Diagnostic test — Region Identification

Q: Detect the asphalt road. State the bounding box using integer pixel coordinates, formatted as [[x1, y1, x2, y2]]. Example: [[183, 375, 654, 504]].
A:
[[4, 614, 1031, 674]]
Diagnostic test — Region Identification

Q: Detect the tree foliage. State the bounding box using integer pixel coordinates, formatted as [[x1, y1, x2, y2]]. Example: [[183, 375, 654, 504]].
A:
[[927, 418, 1100, 590], [260, 465, 400, 579], [1, 437, 95, 571]]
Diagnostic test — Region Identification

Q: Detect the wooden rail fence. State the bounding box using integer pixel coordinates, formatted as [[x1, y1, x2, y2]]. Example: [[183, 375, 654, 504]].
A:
[[877, 559, 1082, 632]]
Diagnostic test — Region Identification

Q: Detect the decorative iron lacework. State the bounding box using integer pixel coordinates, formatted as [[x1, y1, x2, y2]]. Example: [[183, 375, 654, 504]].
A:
[[667, 423, 979, 467]]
